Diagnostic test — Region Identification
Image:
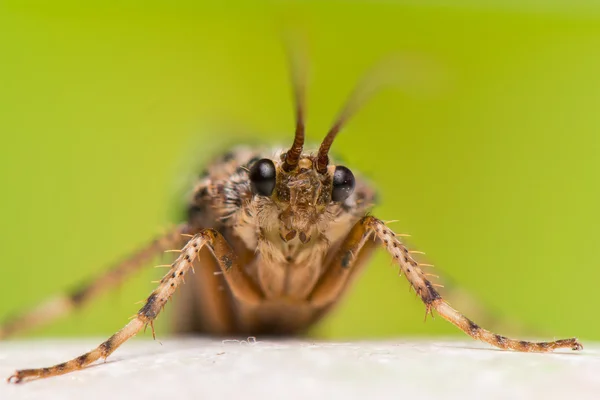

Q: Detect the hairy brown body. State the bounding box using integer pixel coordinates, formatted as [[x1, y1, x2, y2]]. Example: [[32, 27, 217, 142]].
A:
[[175, 147, 376, 335]]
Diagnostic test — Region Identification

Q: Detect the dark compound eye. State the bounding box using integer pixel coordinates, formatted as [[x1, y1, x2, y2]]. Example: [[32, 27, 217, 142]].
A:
[[249, 158, 277, 196], [331, 166, 355, 202]]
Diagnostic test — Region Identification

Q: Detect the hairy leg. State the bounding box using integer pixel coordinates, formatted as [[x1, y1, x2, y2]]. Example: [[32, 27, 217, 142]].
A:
[[7, 228, 262, 383], [0, 225, 189, 340], [311, 216, 582, 352]]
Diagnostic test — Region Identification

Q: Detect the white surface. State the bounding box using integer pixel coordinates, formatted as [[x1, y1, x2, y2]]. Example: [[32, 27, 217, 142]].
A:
[[0, 338, 598, 400]]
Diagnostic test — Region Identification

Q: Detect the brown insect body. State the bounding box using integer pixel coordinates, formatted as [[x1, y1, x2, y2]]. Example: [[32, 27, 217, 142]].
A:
[[176, 147, 375, 336], [4, 57, 583, 383]]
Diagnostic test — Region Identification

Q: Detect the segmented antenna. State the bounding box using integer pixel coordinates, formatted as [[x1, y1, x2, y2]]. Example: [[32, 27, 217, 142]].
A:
[[316, 72, 379, 173], [316, 54, 435, 174], [282, 39, 308, 172]]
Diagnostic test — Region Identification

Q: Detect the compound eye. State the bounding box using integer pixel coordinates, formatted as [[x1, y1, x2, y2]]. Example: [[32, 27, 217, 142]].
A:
[[249, 158, 277, 196], [331, 166, 355, 202]]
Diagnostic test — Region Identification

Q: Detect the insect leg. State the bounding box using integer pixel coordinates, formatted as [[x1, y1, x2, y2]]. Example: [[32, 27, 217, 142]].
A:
[[312, 216, 582, 352], [0, 225, 189, 340], [7, 228, 262, 383]]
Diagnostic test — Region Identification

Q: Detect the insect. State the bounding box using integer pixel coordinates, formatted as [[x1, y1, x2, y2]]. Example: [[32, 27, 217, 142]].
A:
[[5, 54, 583, 383]]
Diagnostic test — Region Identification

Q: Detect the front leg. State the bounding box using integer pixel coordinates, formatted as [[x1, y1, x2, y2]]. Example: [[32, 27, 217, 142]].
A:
[[8, 229, 262, 383], [311, 216, 582, 352]]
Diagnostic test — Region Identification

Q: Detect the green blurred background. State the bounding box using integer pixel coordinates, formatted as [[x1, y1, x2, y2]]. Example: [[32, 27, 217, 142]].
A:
[[1, 1, 599, 342]]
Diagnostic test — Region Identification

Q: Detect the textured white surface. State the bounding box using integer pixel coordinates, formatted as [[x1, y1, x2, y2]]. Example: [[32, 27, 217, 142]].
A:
[[0, 338, 598, 400]]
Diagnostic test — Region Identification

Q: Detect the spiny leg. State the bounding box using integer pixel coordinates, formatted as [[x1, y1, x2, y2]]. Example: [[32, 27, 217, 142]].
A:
[[392, 251, 537, 336], [311, 216, 582, 352], [7, 228, 262, 383], [0, 225, 189, 340]]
